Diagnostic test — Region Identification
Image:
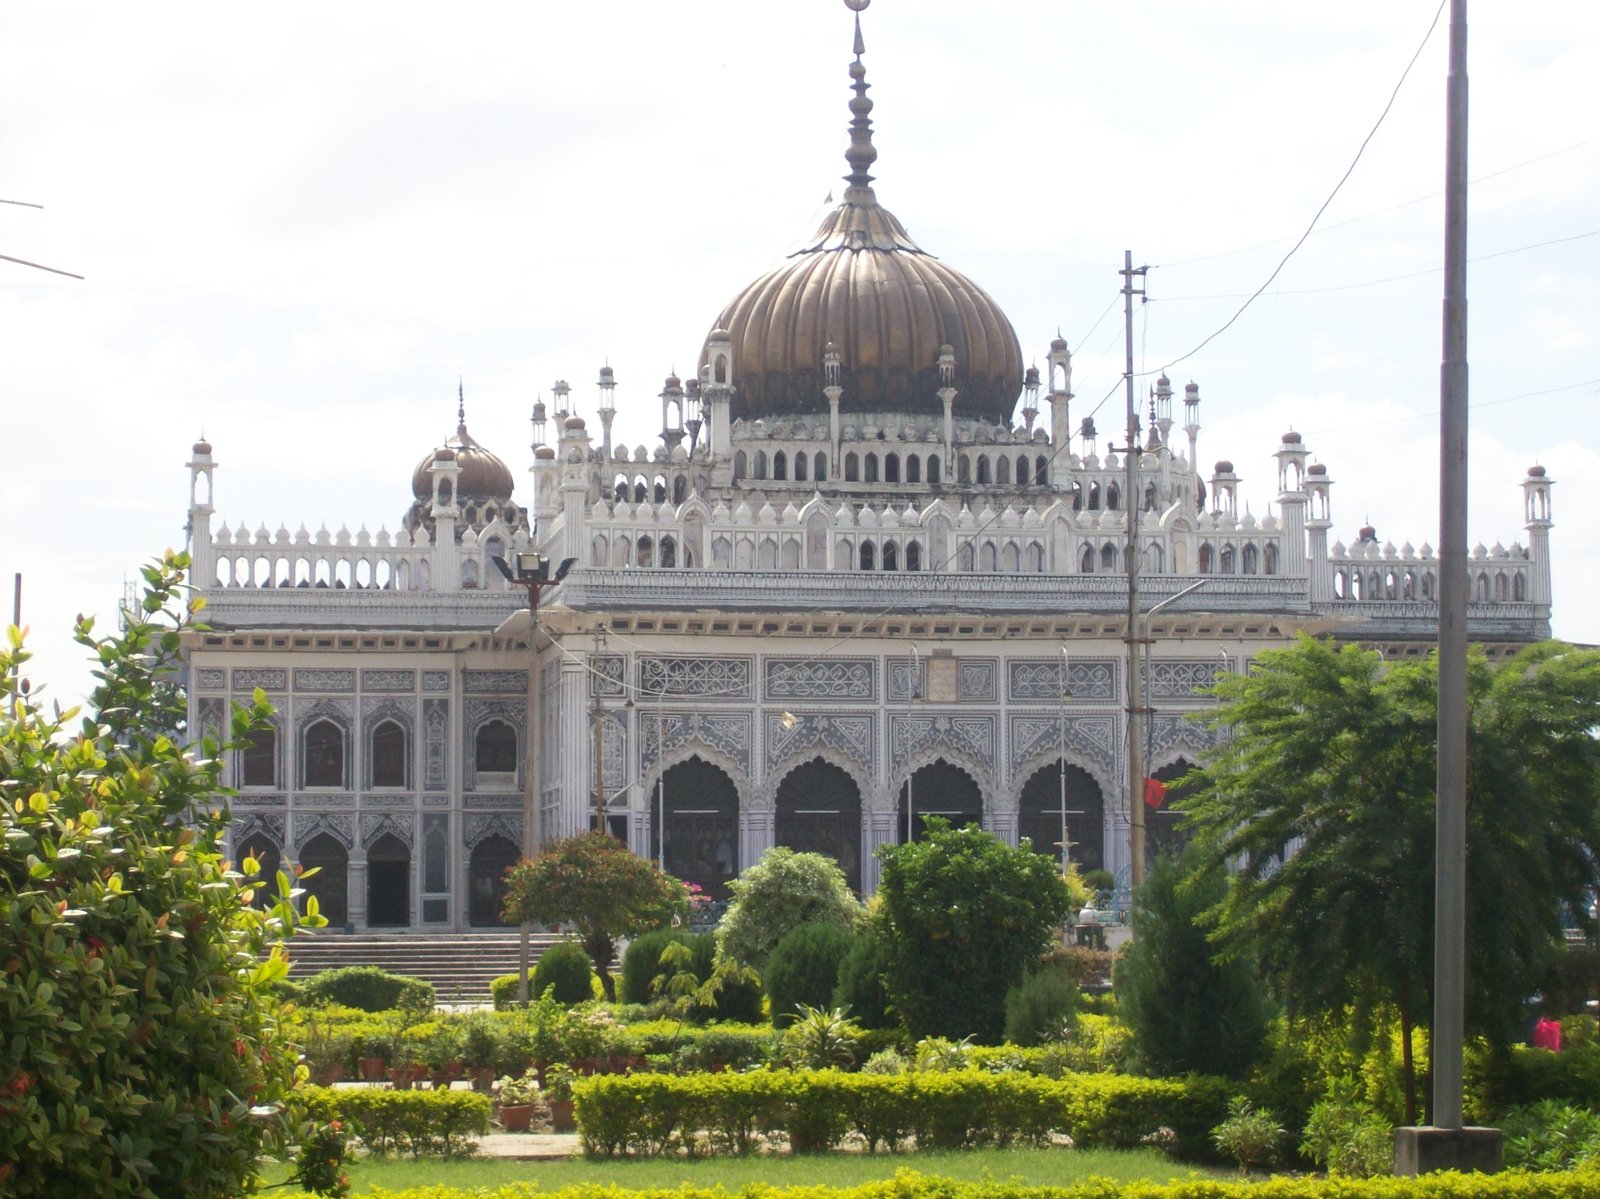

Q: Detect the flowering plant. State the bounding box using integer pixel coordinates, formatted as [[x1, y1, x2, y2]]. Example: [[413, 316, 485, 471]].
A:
[[684, 882, 713, 913], [494, 1068, 545, 1107]]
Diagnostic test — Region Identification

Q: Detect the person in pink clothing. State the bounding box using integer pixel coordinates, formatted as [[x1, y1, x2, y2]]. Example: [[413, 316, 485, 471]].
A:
[[1533, 1014, 1563, 1052]]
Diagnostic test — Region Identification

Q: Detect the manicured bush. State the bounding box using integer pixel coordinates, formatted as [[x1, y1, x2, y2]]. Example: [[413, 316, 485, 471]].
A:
[[0, 553, 320, 1199], [1468, 1041, 1600, 1119], [620, 929, 689, 1004], [299, 1084, 490, 1158], [621, 929, 764, 1022], [534, 939, 597, 1005], [302, 965, 436, 1014], [1299, 1080, 1395, 1178], [490, 973, 522, 1010], [716, 847, 863, 972], [765, 921, 858, 1025], [1003, 962, 1080, 1047], [573, 1068, 1231, 1159], [1211, 1096, 1285, 1171], [832, 927, 897, 1030]]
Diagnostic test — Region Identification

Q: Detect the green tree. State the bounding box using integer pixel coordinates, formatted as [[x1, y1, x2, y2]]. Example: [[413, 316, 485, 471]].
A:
[[1181, 636, 1600, 1122], [0, 551, 323, 1199], [501, 832, 687, 1000], [715, 847, 863, 972], [764, 921, 858, 1025], [1114, 849, 1270, 1078], [875, 818, 1072, 1042]]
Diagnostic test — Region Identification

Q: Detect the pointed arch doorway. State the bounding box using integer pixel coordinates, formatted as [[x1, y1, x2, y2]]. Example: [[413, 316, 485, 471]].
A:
[[297, 833, 349, 929], [897, 759, 982, 843], [468, 835, 520, 927], [774, 757, 863, 892], [366, 833, 411, 927], [1017, 762, 1104, 872], [650, 756, 740, 900]]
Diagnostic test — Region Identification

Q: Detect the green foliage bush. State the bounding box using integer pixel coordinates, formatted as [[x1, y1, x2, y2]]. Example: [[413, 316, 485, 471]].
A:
[[620, 929, 688, 1004], [619, 929, 765, 1022], [1003, 962, 1080, 1047], [574, 1068, 1230, 1159], [533, 939, 596, 1005], [1298, 1080, 1393, 1177], [716, 847, 863, 972], [0, 552, 321, 1199], [299, 1084, 490, 1158], [489, 973, 521, 1011], [1501, 1099, 1600, 1170], [832, 926, 897, 1030], [302, 965, 435, 1014], [1210, 1096, 1284, 1171], [765, 921, 858, 1025], [1467, 1042, 1600, 1120]]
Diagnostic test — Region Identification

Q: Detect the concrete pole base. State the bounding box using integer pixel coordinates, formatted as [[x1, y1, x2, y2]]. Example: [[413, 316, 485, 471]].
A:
[[1393, 1126, 1502, 1175]]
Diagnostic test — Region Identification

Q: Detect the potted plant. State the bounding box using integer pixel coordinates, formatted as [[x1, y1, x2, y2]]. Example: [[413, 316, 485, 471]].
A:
[[425, 1024, 465, 1089], [305, 1030, 354, 1086], [356, 1029, 393, 1082], [543, 1062, 577, 1132], [388, 1035, 426, 1089], [461, 1014, 502, 1093], [493, 1068, 549, 1133]]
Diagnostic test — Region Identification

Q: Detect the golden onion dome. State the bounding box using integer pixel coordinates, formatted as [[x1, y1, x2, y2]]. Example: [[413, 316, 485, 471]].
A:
[[410, 388, 515, 501], [702, 12, 1022, 424]]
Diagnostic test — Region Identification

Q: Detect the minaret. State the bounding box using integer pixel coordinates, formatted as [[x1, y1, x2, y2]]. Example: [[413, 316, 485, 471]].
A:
[[1047, 336, 1072, 486], [1305, 462, 1334, 601], [937, 344, 957, 472], [428, 446, 461, 588], [824, 342, 843, 480], [1273, 431, 1310, 576], [597, 366, 617, 462], [559, 416, 593, 564], [1182, 382, 1201, 471], [1210, 459, 1238, 516], [1522, 464, 1554, 608], [1020, 366, 1040, 435], [704, 327, 735, 486], [186, 435, 216, 584], [660, 374, 686, 455]]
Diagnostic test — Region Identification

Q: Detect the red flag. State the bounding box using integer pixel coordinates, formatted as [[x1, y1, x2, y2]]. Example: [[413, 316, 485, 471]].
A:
[[1143, 777, 1168, 809]]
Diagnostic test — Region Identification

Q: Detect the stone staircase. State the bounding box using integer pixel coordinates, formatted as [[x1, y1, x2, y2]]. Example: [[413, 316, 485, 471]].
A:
[[283, 930, 567, 1002]]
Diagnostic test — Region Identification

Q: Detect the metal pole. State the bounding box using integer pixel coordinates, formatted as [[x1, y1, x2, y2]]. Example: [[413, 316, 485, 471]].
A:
[[656, 710, 666, 871], [907, 644, 919, 842], [1122, 250, 1148, 888], [1060, 647, 1070, 874], [517, 578, 544, 1007], [1433, 0, 1470, 1133]]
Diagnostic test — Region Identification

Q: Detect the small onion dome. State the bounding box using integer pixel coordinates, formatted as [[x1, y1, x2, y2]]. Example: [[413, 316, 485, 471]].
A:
[[531, 399, 547, 420], [1050, 335, 1068, 352], [1023, 365, 1041, 386], [1528, 464, 1547, 477], [410, 422, 514, 501], [534, 445, 556, 460], [1308, 463, 1327, 476], [192, 437, 213, 455], [1185, 382, 1200, 396], [1359, 524, 1377, 541], [1214, 460, 1234, 474], [564, 415, 587, 432], [664, 374, 681, 390], [599, 365, 615, 382], [1282, 430, 1303, 444], [1156, 374, 1171, 388]]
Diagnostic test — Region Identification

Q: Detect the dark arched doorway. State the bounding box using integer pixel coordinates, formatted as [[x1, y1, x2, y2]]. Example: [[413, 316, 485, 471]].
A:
[[1018, 762, 1105, 872], [651, 757, 739, 900], [469, 835, 520, 927], [297, 833, 349, 928], [366, 833, 411, 927], [898, 759, 982, 842], [1147, 759, 1198, 868], [775, 757, 863, 893]]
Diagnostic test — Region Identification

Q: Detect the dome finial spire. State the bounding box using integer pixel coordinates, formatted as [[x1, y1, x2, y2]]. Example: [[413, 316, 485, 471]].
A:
[[842, 0, 877, 203], [457, 378, 466, 431]]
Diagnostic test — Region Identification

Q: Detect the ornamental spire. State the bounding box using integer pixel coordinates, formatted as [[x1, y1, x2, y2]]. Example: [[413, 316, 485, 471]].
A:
[[457, 378, 466, 431], [842, 0, 877, 204]]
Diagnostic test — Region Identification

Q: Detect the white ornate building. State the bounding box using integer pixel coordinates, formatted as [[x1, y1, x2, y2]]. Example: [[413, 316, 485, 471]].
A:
[[182, 15, 1555, 932]]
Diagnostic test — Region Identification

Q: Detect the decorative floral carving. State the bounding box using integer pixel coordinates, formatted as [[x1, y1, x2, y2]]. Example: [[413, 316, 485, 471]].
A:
[[196, 668, 226, 690], [639, 657, 752, 700], [423, 699, 448, 791], [294, 668, 355, 692], [361, 669, 416, 692], [1008, 658, 1116, 701], [422, 671, 452, 692], [765, 659, 874, 700], [465, 670, 527, 693], [764, 711, 874, 773], [1147, 659, 1229, 698], [232, 668, 286, 692]]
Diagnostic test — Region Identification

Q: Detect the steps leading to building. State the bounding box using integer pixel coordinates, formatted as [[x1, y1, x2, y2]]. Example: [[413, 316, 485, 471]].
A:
[[283, 930, 567, 1001]]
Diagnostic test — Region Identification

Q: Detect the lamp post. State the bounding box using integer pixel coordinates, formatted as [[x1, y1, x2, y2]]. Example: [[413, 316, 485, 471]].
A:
[[1059, 647, 1071, 874], [491, 550, 575, 1006], [654, 708, 667, 871], [905, 643, 920, 843], [1133, 579, 1206, 878]]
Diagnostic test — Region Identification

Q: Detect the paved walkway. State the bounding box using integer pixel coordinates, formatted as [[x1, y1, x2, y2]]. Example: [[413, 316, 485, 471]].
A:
[[474, 1132, 580, 1159]]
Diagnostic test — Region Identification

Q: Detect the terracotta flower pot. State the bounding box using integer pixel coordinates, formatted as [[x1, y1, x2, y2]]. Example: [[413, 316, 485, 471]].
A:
[[358, 1057, 388, 1082], [467, 1065, 496, 1092], [499, 1103, 535, 1132], [547, 1099, 576, 1133]]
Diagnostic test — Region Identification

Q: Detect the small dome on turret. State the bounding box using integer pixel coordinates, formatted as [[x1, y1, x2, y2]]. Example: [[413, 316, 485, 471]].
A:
[[1308, 463, 1327, 476], [1050, 336, 1068, 352], [1024, 365, 1041, 386], [1358, 524, 1377, 542], [564, 416, 587, 433], [1214, 460, 1234, 474], [192, 436, 213, 455], [1282, 431, 1303, 445], [1528, 464, 1547, 478], [534, 445, 556, 461]]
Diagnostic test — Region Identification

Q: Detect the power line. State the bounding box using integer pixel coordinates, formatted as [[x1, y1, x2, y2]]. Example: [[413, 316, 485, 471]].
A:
[[1156, 0, 1448, 377]]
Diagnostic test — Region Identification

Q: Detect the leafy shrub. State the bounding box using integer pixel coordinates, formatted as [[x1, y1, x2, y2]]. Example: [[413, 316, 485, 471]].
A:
[[620, 929, 689, 1004], [459, 1014, 503, 1069], [489, 973, 521, 1011], [1003, 962, 1080, 1046], [832, 927, 897, 1030], [300, 1085, 490, 1158], [1299, 1079, 1393, 1177], [534, 939, 596, 1005], [1211, 1096, 1284, 1171], [0, 553, 321, 1199], [862, 1047, 908, 1074], [1467, 1042, 1600, 1121], [914, 1035, 975, 1072], [783, 1005, 865, 1068], [765, 921, 858, 1025], [620, 929, 765, 1022], [303, 965, 435, 1014], [716, 848, 863, 972], [1502, 1099, 1600, 1170]]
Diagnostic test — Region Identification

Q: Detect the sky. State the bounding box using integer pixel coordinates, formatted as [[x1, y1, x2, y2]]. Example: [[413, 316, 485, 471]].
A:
[[3, 0, 1597, 709]]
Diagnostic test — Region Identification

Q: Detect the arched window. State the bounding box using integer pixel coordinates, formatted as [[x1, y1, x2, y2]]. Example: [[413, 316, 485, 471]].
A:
[[475, 720, 518, 775], [243, 725, 276, 788], [928, 455, 941, 486], [773, 450, 787, 481], [660, 536, 677, 568], [795, 452, 808, 482], [1513, 573, 1526, 601], [734, 451, 747, 481], [981, 542, 998, 572], [845, 453, 860, 482], [906, 542, 922, 571], [1220, 545, 1236, 575], [1035, 456, 1049, 485], [636, 536, 654, 568], [815, 452, 828, 482], [754, 451, 768, 480], [1264, 544, 1279, 575], [1100, 543, 1117, 571], [673, 475, 687, 504], [958, 455, 971, 484], [1106, 481, 1121, 510], [996, 456, 1011, 485], [1088, 483, 1101, 510], [883, 541, 899, 571], [859, 541, 876, 571], [303, 719, 345, 788], [371, 720, 407, 788], [1199, 543, 1214, 573], [977, 457, 992, 484], [907, 455, 921, 484], [1017, 455, 1029, 485], [885, 453, 900, 483], [1080, 545, 1095, 573], [1421, 572, 1435, 600], [865, 453, 879, 483], [1241, 544, 1259, 575]]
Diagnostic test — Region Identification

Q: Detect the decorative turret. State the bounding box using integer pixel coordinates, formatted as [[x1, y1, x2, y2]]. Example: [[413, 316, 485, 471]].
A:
[[1210, 460, 1239, 516], [1305, 461, 1334, 601], [187, 435, 216, 582], [597, 366, 617, 462], [1274, 431, 1310, 576], [1183, 381, 1201, 470], [1522, 464, 1554, 606]]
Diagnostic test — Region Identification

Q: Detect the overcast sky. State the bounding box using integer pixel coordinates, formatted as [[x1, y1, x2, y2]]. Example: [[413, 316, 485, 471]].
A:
[[3, 0, 1596, 708]]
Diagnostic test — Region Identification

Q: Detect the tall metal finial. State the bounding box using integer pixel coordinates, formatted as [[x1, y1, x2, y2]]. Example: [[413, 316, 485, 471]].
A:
[[457, 378, 466, 429], [842, 0, 876, 202]]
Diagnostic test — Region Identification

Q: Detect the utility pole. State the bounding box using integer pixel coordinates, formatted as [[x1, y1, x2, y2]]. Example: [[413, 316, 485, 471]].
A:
[[1121, 251, 1150, 889], [592, 626, 609, 836]]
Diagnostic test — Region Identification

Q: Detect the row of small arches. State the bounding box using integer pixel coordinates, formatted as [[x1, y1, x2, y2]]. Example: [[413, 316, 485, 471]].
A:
[[239, 716, 520, 790], [1331, 566, 1527, 602]]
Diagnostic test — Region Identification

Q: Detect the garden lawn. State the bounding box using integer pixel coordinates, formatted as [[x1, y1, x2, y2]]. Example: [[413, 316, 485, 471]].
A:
[[260, 1147, 1222, 1195]]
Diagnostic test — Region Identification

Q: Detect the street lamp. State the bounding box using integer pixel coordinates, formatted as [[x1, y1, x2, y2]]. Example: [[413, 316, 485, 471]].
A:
[[1059, 647, 1072, 875], [491, 550, 576, 1005], [904, 643, 921, 843], [1131, 579, 1206, 879]]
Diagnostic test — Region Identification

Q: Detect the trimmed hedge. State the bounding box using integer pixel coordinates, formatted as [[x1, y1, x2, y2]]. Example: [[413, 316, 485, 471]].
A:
[[301, 965, 435, 1013], [534, 940, 597, 1005], [573, 1068, 1230, 1158], [299, 1085, 489, 1158], [276, 1169, 1600, 1199]]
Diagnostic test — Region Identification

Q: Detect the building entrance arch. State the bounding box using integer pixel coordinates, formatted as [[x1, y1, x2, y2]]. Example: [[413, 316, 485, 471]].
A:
[[651, 756, 740, 900], [366, 833, 410, 927], [469, 834, 520, 927], [1147, 759, 1198, 867], [775, 757, 863, 892], [898, 759, 982, 842], [1017, 762, 1104, 871], [298, 833, 349, 928]]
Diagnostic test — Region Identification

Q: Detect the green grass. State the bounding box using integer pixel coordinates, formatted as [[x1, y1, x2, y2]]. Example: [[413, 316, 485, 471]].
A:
[[261, 1146, 1226, 1195]]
